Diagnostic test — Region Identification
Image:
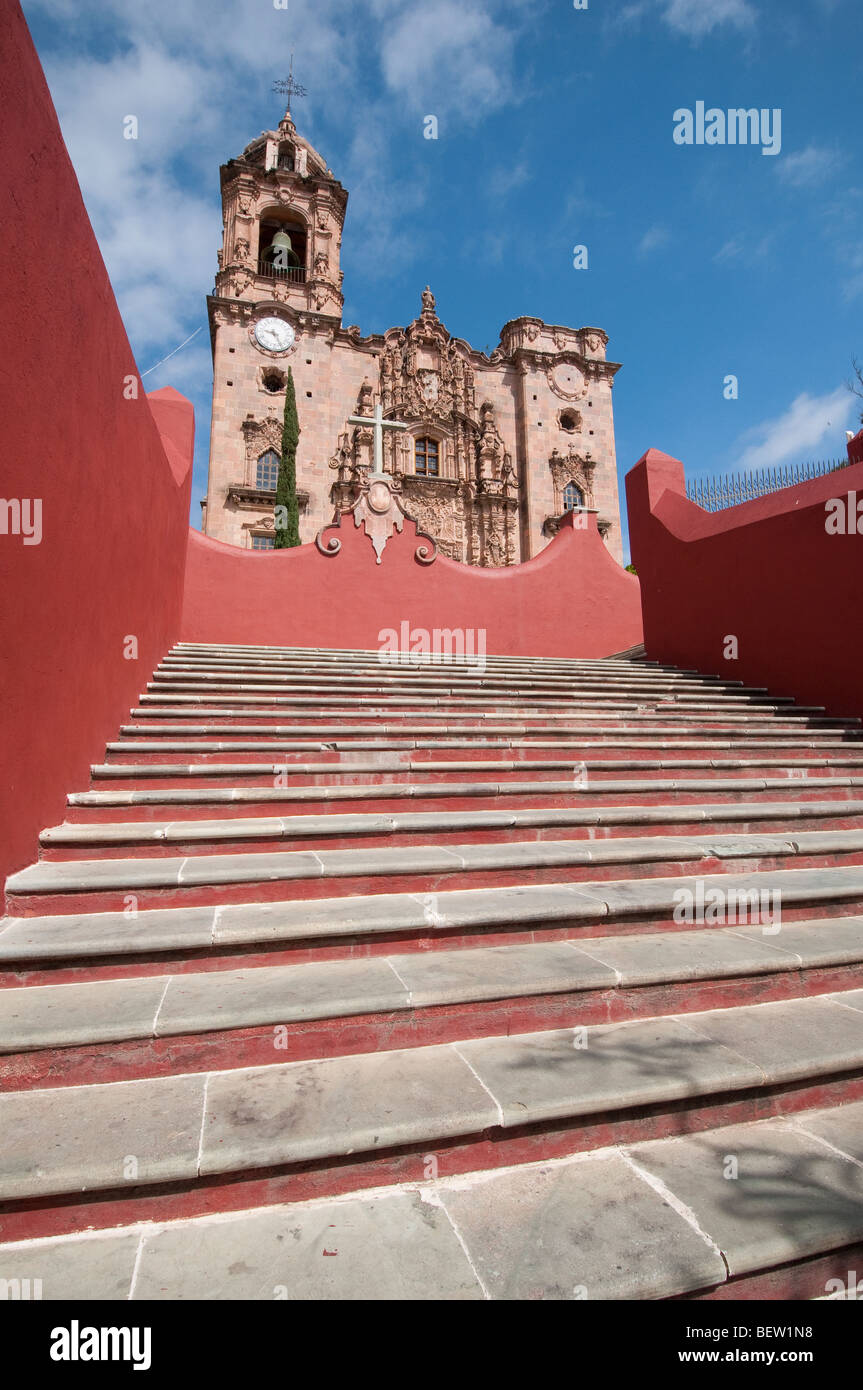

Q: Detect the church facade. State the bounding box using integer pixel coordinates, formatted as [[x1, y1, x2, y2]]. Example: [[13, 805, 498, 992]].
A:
[[201, 110, 625, 566]]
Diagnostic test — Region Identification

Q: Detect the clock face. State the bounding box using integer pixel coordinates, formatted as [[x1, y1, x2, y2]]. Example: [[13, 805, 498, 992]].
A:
[[253, 317, 296, 353]]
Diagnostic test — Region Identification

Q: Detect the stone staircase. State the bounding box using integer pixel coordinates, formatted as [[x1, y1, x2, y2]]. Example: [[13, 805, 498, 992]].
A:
[[3, 642, 863, 1300]]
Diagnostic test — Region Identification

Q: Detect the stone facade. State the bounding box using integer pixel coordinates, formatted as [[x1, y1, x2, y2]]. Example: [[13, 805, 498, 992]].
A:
[[201, 112, 624, 565]]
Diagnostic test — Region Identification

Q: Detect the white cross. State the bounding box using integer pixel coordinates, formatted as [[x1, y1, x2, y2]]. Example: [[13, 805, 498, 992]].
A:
[[348, 403, 409, 476]]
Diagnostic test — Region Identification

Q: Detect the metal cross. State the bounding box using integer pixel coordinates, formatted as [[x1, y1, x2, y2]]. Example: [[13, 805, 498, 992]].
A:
[[348, 403, 409, 476], [273, 54, 307, 113]]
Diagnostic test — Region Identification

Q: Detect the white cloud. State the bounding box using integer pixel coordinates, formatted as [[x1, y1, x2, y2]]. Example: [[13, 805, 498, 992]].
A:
[[487, 163, 531, 199], [735, 388, 855, 472], [379, 0, 520, 120], [776, 144, 844, 189], [662, 0, 757, 38], [610, 0, 756, 38], [713, 233, 773, 265], [637, 224, 671, 256]]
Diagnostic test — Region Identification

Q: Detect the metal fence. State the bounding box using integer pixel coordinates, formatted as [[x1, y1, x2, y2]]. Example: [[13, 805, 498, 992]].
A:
[[686, 458, 850, 512]]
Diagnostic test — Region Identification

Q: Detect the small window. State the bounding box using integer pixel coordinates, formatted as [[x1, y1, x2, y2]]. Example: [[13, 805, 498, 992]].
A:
[[251, 535, 275, 550], [415, 437, 439, 477], [560, 412, 577, 432], [256, 449, 280, 489], [563, 482, 584, 511], [263, 373, 283, 393]]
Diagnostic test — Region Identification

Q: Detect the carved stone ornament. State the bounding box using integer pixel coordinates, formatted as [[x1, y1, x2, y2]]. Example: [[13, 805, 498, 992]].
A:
[[547, 360, 588, 401], [316, 472, 437, 566]]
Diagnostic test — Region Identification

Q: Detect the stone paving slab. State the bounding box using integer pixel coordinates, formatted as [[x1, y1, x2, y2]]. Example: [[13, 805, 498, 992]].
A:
[[457, 1018, 763, 1126], [0, 904, 216, 961], [0, 973, 168, 1052], [134, 1189, 482, 1300], [199, 1044, 498, 1173], [673, 994, 863, 1084], [732, 916, 863, 964], [791, 1097, 863, 1163], [627, 1117, 863, 1278], [390, 940, 617, 1006], [156, 957, 408, 1036], [436, 1150, 726, 1300], [0, 1230, 140, 1301], [0, 1073, 206, 1199], [583, 927, 799, 985]]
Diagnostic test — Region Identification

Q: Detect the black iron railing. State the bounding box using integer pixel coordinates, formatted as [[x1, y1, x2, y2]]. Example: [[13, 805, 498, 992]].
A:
[[257, 260, 306, 284], [686, 458, 850, 512]]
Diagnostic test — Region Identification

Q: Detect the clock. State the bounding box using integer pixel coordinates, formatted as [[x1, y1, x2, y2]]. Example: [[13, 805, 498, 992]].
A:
[[253, 317, 296, 353]]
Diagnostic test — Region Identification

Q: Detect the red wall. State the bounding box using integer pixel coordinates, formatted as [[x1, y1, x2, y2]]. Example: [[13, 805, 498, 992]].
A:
[[181, 509, 643, 659], [626, 448, 863, 720], [0, 3, 194, 889]]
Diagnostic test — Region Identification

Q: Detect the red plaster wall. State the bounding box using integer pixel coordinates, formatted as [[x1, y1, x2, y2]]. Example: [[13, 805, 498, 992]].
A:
[[180, 510, 643, 659], [0, 3, 194, 890], [625, 448, 863, 720]]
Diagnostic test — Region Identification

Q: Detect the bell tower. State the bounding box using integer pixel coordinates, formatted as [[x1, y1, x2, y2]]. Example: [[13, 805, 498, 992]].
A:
[[202, 110, 352, 546], [211, 109, 347, 318]]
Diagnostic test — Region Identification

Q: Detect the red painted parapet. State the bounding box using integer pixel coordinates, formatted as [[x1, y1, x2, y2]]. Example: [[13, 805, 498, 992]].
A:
[[0, 3, 194, 890], [848, 429, 863, 466], [625, 447, 863, 720], [180, 483, 642, 660]]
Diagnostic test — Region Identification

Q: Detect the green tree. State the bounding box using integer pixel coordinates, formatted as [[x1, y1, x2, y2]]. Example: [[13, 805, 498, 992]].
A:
[[273, 366, 301, 548]]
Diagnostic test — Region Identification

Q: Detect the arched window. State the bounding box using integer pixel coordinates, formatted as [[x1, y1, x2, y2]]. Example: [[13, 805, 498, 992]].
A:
[[256, 449, 280, 490], [415, 437, 439, 477], [563, 481, 584, 511]]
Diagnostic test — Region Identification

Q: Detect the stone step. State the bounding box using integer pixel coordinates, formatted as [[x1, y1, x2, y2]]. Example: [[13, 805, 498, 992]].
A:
[[88, 753, 863, 787], [2, 993, 863, 1238], [37, 799, 863, 860], [4, 866, 863, 974], [10, 827, 863, 915], [121, 713, 853, 735], [104, 734, 863, 761], [64, 776, 863, 823], [3, 917, 863, 1090], [127, 707, 838, 728], [2, 1099, 863, 1299], [11, 1097, 863, 1300]]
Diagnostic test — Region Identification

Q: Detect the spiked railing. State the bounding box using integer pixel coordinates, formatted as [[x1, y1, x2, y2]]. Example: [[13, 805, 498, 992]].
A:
[[686, 458, 850, 512]]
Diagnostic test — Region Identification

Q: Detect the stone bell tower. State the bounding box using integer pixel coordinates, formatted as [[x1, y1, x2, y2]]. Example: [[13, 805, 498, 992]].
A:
[[201, 109, 353, 547]]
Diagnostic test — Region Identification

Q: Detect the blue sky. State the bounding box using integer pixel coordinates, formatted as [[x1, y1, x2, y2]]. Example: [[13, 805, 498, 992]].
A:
[[22, 0, 863, 560]]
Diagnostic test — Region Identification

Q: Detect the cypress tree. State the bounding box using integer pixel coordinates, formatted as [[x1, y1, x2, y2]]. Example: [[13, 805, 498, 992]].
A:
[[273, 366, 301, 548]]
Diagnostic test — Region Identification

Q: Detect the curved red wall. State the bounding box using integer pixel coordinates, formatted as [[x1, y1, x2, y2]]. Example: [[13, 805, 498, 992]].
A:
[[0, 3, 194, 888], [181, 510, 643, 660], [626, 448, 863, 720]]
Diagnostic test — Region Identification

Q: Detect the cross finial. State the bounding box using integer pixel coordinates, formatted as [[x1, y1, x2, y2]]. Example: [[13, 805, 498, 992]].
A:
[[273, 53, 307, 116]]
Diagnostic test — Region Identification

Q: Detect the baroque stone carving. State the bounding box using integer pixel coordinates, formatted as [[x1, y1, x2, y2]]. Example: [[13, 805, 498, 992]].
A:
[[242, 413, 282, 479], [316, 472, 438, 566], [548, 447, 595, 511], [547, 360, 589, 401]]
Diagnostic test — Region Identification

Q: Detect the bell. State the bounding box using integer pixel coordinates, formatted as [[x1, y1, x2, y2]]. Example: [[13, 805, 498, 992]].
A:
[[271, 230, 293, 253]]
